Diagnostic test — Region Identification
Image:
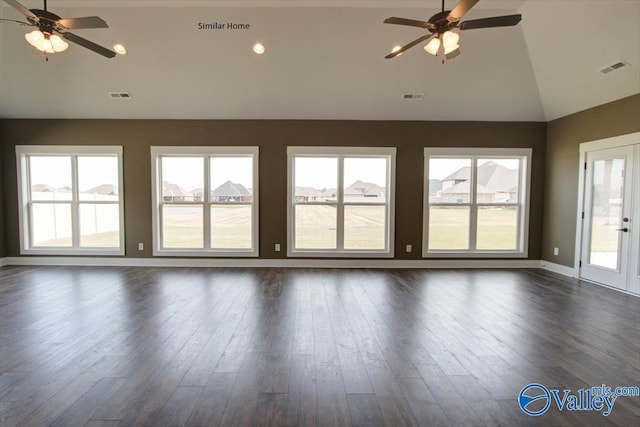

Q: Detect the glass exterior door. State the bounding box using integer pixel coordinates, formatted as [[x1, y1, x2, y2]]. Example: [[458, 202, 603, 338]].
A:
[[580, 146, 634, 290]]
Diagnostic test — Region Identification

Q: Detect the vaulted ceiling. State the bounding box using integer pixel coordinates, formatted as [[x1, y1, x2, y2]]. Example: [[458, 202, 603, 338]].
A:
[[1, 1, 638, 121]]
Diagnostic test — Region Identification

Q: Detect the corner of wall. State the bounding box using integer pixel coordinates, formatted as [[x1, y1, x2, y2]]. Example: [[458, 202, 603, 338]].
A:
[[542, 93, 640, 268]]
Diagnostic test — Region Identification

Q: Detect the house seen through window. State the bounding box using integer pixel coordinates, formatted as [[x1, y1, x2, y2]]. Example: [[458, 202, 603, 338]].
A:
[[16, 146, 124, 255], [424, 148, 531, 257], [151, 147, 259, 256], [288, 147, 396, 257]]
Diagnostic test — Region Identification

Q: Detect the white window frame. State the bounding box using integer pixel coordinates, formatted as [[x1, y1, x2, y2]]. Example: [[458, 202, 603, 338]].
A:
[[16, 145, 125, 256], [423, 147, 532, 258], [151, 146, 259, 257], [287, 146, 396, 258]]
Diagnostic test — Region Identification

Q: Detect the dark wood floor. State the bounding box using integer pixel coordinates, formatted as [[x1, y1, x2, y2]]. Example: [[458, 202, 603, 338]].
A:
[[0, 266, 638, 426]]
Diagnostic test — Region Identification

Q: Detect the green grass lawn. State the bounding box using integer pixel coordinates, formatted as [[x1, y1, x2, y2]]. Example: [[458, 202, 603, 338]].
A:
[[163, 205, 252, 249], [294, 205, 386, 249], [428, 207, 518, 250], [36, 205, 523, 251], [294, 205, 337, 249]]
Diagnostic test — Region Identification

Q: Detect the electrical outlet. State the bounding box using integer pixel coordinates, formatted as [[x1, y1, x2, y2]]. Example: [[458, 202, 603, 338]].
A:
[[138, 243, 144, 251], [406, 244, 412, 253], [553, 247, 559, 256], [275, 243, 281, 252]]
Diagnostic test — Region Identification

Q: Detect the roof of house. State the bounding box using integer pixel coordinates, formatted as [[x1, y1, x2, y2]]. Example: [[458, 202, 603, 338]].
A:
[[344, 180, 385, 197], [85, 184, 119, 195], [295, 187, 325, 198], [442, 167, 471, 182], [162, 181, 192, 197], [441, 162, 518, 194], [212, 180, 251, 197], [31, 184, 56, 192], [477, 161, 519, 192]]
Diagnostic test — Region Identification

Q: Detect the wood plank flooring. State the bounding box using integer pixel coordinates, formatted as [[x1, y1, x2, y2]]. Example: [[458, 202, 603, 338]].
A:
[[0, 266, 638, 426]]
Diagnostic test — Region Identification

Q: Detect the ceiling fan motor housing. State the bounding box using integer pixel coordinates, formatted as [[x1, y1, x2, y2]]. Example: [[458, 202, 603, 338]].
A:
[[428, 10, 457, 33], [28, 9, 61, 34]]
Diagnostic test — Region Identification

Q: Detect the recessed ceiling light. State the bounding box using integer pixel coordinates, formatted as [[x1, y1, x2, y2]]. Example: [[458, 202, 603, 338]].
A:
[[253, 43, 265, 54], [113, 44, 127, 55]]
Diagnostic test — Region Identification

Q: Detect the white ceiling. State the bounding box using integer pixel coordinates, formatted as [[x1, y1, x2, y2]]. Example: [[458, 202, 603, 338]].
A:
[[0, 0, 638, 121]]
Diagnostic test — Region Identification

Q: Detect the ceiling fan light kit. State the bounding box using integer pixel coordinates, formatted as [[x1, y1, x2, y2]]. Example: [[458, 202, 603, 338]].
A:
[[424, 37, 440, 55], [384, 0, 522, 61], [25, 29, 68, 53], [423, 30, 459, 57]]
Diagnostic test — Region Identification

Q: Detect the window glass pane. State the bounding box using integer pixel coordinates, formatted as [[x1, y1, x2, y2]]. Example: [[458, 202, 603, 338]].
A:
[[476, 206, 518, 250], [211, 205, 252, 249], [428, 206, 469, 250], [294, 157, 337, 203], [344, 158, 387, 203], [210, 157, 253, 203], [162, 205, 203, 248], [295, 205, 336, 249], [78, 157, 119, 201], [429, 158, 471, 204], [477, 159, 520, 203], [80, 204, 120, 247], [161, 157, 203, 203], [29, 156, 72, 201], [344, 205, 385, 250], [588, 158, 624, 269], [32, 203, 72, 246]]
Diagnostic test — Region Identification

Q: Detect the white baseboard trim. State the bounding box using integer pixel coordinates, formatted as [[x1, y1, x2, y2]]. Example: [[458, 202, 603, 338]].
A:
[[540, 260, 577, 278], [0, 258, 7, 267], [1, 256, 544, 269]]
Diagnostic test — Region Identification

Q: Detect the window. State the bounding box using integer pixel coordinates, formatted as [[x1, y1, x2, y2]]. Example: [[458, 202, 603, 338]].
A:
[[151, 147, 258, 256], [423, 148, 531, 257], [287, 147, 396, 257], [16, 146, 124, 255]]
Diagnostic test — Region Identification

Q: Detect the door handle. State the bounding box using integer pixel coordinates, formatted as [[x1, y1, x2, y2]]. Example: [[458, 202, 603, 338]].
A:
[[616, 227, 629, 232]]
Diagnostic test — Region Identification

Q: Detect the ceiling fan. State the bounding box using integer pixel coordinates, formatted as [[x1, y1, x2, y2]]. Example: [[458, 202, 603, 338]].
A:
[[384, 0, 522, 60], [1, 0, 116, 58]]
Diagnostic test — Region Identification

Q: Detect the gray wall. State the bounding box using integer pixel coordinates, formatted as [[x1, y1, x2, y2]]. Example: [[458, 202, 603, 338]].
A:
[[0, 119, 546, 260], [542, 94, 640, 267]]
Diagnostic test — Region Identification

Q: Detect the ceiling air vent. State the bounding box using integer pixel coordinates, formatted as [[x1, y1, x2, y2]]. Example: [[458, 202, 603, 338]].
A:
[[402, 93, 424, 100], [599, 60, 630, 75], [109, 92, 131, 99]]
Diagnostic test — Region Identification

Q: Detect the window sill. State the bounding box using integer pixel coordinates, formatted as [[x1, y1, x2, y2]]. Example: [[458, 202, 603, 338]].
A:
[[20, 248, 125, 256], [423, 251, 528, 258], [153, 249, 259, 257], [288, 250, 394, 258]]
